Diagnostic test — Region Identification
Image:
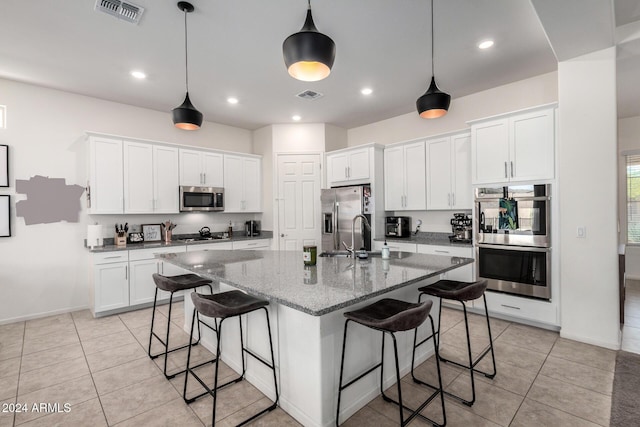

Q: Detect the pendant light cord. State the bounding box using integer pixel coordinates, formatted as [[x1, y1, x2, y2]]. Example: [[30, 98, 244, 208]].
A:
[[431, 0, 434, 77], [183, 9, 189, 92]]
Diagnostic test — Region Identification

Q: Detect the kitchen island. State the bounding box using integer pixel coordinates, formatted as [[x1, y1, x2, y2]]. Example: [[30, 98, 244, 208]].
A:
[[158, 250, 473, 426]]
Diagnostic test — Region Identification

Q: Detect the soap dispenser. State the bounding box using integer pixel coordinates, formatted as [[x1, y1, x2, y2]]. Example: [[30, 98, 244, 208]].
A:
[[381, 240, 390, 259]]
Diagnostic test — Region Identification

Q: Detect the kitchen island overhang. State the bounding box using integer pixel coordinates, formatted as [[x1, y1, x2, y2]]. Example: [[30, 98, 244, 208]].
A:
[[158, 250, 473, 426]]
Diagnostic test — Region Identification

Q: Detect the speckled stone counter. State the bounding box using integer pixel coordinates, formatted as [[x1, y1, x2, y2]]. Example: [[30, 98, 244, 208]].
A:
[[375, 231, 472, 248], [158, 249, 473, 316], [87, 231, 273, 252]]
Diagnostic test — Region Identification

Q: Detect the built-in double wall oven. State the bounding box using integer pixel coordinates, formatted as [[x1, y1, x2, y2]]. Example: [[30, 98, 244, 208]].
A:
[[475, 184, 551, 300]]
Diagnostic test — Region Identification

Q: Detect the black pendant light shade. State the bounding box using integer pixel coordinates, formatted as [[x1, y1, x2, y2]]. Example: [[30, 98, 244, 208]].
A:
[[417, 77, 451, 119], [173, 1, 202, 130], [416, 0, 450, 119], [283, 2, 336, 82], [173, 92, 203, 130]]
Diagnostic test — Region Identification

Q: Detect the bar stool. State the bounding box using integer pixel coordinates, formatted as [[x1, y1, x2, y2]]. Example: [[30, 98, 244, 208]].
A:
[[413, 279, 496, 406], [183, 291, 279, 426], [336, 298, 445, 427], [148, 273, 213, 379]]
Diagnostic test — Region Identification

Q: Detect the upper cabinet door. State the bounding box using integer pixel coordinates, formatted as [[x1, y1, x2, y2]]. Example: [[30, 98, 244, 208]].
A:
[[471, 118, 509, 185], [179, 149, 203, 186], [242, 157, 261, 212], [509, 108, 554, 182], [123, 141, 154, 213], [383, 145, 405, 210], [346, 148, 370, 182], [451, 133, 472, 209], [403, 141, 427, 210], [153, 145, 179, 213], [223, 154, 244, 212], [426, 137, 452, 210], [327, 153, 349, 185], [202, 152, 224, 187], [89, 136, 123, 214]]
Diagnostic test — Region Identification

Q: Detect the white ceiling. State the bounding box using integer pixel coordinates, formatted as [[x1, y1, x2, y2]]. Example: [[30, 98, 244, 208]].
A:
[[0, 0, 637, 130]]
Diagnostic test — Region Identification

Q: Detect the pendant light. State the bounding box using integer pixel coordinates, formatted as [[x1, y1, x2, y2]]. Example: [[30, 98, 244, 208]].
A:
[[172, 1, 203, 130], [282, 0, 336, 82], [416, 0, 450, 119]]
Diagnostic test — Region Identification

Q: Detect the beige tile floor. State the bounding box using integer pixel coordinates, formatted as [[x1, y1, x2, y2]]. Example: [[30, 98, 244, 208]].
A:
[[0, 300, 617, 426]]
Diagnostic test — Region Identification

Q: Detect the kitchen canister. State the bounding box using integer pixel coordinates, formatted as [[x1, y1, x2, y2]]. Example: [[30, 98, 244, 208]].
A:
[[303, 245, 317, 266]]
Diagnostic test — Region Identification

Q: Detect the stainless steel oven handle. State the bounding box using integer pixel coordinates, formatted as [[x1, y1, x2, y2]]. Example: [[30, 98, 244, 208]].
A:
[[501, 304, 521, 310], [477, 243, 550, 253]]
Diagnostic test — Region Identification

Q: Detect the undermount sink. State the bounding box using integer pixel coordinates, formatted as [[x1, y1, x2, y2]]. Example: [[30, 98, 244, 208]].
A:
[[319, 251, 383, 258]]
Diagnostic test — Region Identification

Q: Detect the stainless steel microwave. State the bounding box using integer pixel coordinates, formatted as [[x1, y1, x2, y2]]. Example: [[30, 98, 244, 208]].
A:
[[179, 186, 224, 212]]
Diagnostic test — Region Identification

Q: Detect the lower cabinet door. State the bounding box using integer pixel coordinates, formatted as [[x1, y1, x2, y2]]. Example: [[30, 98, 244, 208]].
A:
[[94, 262, 129, 312], [129, 259, 160, 306]]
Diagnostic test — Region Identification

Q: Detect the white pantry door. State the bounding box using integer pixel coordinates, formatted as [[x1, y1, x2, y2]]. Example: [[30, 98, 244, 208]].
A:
[[276, 154, 322, 251]]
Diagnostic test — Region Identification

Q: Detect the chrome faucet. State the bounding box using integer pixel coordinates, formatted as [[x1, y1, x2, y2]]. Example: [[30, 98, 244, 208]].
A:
[[342, 214, 371, 258]]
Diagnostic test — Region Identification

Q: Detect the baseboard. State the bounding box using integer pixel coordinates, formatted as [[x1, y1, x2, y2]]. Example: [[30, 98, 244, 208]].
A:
[[625, 274, 640, 281], [0, 304, 89, 325], [560, 330, 621, 350]]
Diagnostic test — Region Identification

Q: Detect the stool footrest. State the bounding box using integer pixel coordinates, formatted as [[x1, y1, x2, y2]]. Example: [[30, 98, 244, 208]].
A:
[[184, 368, 244, 404], [381, 389, 444, 427], [339, 362, 382, 392]]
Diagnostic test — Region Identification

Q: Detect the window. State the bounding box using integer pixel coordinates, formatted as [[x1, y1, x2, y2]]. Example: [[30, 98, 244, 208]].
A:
[[627, 154, 640, 243]]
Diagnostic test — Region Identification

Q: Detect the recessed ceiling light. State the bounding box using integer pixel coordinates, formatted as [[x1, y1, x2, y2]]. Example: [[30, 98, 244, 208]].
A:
[[361, 88, 373, 95], [130, 70, 146, 79], [227, 97, 239, 104], [292, 115, 301, 121], [478, 40, 494, 50]]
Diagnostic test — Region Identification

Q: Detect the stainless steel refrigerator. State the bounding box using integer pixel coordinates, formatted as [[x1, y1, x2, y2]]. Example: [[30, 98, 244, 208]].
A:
[[321, 185, 373, 252]]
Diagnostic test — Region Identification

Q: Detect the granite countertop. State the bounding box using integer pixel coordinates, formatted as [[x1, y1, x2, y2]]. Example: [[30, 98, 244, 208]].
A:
[[87, 231, 273, 253], [158, 250, 473, 316], [375, 231, 473, 248]]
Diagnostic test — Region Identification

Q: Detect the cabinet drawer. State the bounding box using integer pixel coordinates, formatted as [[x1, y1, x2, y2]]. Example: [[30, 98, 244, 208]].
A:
[[373, 241, 417, 253], [233, 239, 271, 250], [477, 291, 558, 325], [129, 245, 186, 261], [93, 251, 129, 265], [416, 244, 472, 258], [187, 242, 234, 251]]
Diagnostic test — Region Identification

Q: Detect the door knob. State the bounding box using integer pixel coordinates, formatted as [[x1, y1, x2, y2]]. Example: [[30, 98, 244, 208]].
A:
[[280, 233, 285, 237]]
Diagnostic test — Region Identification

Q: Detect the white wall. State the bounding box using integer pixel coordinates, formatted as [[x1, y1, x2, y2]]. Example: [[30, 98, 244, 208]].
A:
[[0, 78, 253, 323], [348, 72, 558, 146], [557, 48, 620, 348]]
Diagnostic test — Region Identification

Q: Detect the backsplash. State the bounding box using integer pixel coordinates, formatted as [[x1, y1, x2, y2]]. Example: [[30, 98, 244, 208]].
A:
[[388, 210, 472, 234]]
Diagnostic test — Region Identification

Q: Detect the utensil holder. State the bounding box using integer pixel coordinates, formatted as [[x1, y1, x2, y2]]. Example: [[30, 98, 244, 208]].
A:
[[163, 229, 172, 243], [115, 233, 127, 247]]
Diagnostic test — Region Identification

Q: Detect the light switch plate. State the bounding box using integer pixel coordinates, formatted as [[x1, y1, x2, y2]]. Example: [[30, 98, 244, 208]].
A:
[[577, 226, 586, 238]]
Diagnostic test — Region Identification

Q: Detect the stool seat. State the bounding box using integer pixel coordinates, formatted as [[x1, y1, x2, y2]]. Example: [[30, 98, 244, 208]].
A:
[[152, 273, 212, 293], [191, 290, 268, 319], [345, 299, 433, 332], [418, 279, 488, 302]]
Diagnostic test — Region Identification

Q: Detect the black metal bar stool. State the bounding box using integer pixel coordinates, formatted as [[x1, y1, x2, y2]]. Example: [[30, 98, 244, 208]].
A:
[[183, 290, 279, 426], [336, 298, 445, 427], [413, 279, 496, 406], [148, 273, 213, 379]]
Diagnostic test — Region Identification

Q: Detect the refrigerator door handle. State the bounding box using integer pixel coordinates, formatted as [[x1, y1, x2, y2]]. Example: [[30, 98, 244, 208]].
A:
[[334, 203, 339, 250]]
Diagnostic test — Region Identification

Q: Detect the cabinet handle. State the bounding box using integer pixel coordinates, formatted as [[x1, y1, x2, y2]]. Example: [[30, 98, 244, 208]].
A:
[[103, 255, 123, 260], [247, 242, 258, 246], [504, 162, 508, 178], [125, 265, 128, 280], [510, 161, 514, 177], [447, 193, 451, 206], [203, 172, 206, 184], [161, 262, 164, 275], [435, 250, 450, 254], [501, 304, 521, 310]]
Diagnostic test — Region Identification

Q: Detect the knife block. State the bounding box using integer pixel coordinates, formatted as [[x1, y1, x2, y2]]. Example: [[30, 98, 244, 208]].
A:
[[115, 233, 127, 247]]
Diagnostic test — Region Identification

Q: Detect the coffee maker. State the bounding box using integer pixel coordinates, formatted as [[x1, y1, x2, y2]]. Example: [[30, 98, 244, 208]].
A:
[[245, 220, 260, 236], [450, 213, 472, 243]]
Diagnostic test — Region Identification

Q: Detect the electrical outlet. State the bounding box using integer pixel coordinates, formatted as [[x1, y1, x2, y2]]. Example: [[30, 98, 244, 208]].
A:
[[577, 226, 586, 238]]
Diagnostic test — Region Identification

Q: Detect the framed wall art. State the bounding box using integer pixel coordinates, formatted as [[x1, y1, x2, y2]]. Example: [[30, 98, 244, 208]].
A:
[[0, 145, 7, 187], [142, 224, 161, 242], [0, 195, 10, 237]]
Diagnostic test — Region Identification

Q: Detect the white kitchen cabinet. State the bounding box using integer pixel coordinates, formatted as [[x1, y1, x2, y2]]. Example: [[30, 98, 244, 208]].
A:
[[92, 252, 129, 313], [233, 239, 271, 250], [326, 147, 370, 187], [474, 291, 558, 326], [426, 133, 472, 210], [384, 141, 426, 210], [123, 141, 179, 214], [88, 136, 124, 214], [179, 149, 224, 187], [471, 105, 555, 185], [223, 154, 261, 212], [416, 244, 474, 282], [372, 240, 417, 253], [128, 246, 187, 306], [186, 242, 234, 251]]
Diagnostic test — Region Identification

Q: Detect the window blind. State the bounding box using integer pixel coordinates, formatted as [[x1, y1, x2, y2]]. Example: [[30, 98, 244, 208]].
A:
[[627, 154, 640, 243]]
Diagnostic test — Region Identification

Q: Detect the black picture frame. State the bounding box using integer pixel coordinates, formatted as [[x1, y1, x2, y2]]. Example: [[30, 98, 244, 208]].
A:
[[0, 195, 10, 237], [142, 224, 162, 242], [128, 231, 144, 244], [0, 145, 7, 187]]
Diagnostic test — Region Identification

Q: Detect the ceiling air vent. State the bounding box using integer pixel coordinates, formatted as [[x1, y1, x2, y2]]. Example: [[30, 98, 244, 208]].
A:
[[95, 0, 145, 25], [296, 90, 324, 101]]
